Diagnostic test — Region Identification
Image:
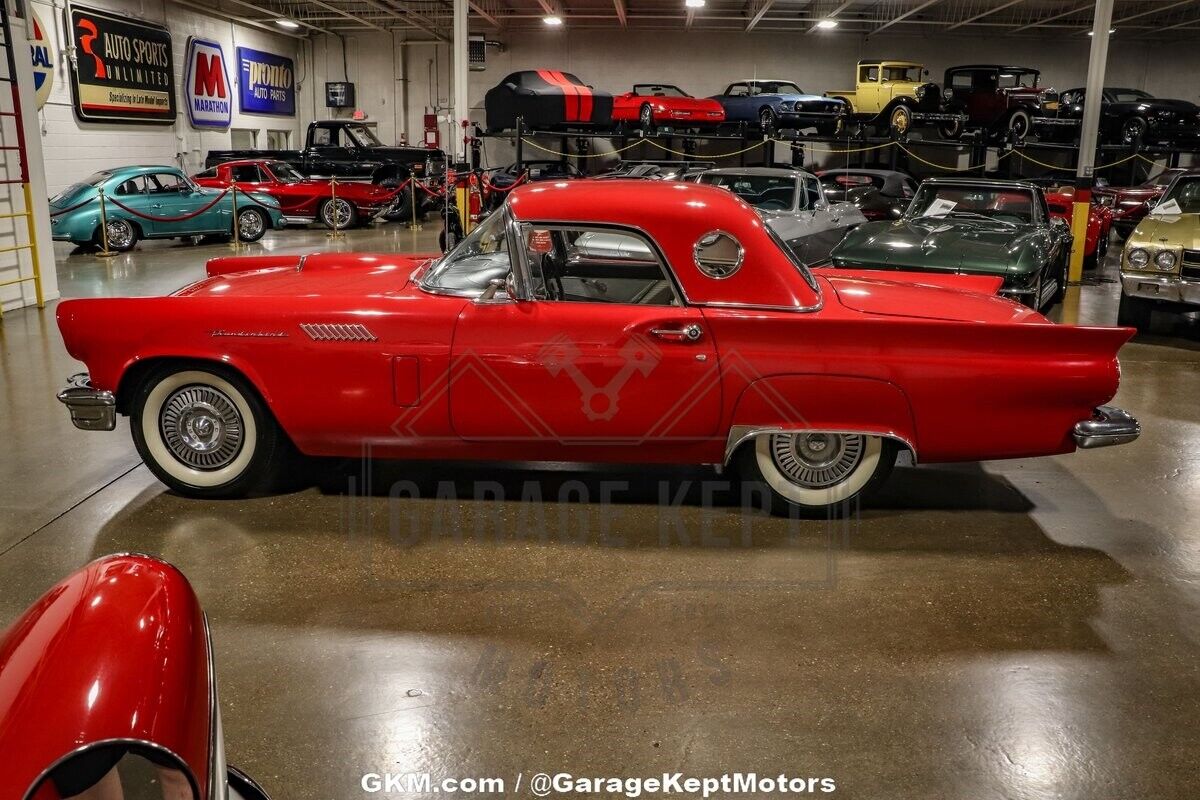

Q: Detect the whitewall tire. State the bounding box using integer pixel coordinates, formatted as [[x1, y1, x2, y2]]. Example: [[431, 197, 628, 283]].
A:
[[738, 431, 897, 517], [131, 366, 289, 498]]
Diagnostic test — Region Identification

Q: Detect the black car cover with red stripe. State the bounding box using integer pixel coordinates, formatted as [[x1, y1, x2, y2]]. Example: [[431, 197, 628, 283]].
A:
[[485, 70, 614, 132]]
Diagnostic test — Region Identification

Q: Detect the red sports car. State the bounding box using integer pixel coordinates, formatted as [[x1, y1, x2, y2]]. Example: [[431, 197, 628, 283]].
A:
[[194, 159, 398, 229], [55, 181, 1138, 515], [0, 554, 272, 800], [1044, 185, 1114, 266], [1092, 168, 1198, 239], [612, 84, 725, 130]]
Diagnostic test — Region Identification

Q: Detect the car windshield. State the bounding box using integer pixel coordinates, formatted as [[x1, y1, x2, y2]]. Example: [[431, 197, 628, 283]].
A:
[[344, 124, 384, 148], [1109, 89, 1153, 102], [421, 210, 511, 295], [882, 66, 921, 82], [908, 184, 1037, 224], [822, 173, 885, 191], [268, 161, 305, 182], [997, 70, 1039, 89], [634, 84, 688, 97], [1151, 170, 1183, 187], [697, 173, 799, 211], [752, 81, 803, 95], [1157, 176, 1200, 213]]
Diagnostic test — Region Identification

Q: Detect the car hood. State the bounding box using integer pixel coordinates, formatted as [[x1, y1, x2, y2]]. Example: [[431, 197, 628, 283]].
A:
[[180, 251, 434, 296], [821, 272, 1045, 324], [834, 218, 1040, 275], [1128, 213, 1200, 248]]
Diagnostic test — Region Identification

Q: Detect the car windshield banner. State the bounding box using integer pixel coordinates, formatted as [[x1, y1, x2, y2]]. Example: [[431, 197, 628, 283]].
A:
[[67, 5, 175, 124], [185, 37, 231, 128], [236, 46, 295, 116]]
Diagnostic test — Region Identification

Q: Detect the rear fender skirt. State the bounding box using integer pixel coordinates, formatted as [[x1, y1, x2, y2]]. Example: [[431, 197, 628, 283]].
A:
[[725, 424, 916, 465]]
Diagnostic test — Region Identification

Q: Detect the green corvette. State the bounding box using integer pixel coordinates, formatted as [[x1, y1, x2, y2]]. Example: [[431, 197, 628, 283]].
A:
[[830, 177, 1074, 310]]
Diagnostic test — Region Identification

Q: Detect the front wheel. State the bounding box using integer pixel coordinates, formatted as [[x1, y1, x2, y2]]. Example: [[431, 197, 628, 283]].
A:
[[938, 118, 963, 140], [759, 107, 776, 135], [1117, 292, 1154, 331], [235, 207, 268, 242], [1120, 116, 1149, 145], [1006, 109, 1032, 143], [639, 104, 655, 132], [130, 365, 290, 498], [737, 432, 897, 517]]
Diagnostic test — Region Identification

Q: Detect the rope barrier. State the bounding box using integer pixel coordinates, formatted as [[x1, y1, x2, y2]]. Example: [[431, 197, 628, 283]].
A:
[[49, 197, 93, 217], [895, 142, 1010, 173], [105, 188, 231, 222], [803, 140, 897, 155], [519, 138, 647, 158]]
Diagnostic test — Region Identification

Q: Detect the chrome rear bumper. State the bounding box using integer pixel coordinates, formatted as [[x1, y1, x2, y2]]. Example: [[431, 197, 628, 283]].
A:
[[1073, 405, 1139, 449], [57, 372, 116, 431]]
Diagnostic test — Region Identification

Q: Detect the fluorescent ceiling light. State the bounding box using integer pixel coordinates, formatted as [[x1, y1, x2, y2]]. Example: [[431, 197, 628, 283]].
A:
[[1087, 27, 1116, 35], [816, 19, 838, 28], [275, 19, 300, 29], [543, 14, 563, 25], [685, 0, 706, 7]]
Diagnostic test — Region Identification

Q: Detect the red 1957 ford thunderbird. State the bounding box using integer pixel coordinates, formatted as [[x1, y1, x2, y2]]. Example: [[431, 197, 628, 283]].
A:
[[55, 180, 1139, 514]]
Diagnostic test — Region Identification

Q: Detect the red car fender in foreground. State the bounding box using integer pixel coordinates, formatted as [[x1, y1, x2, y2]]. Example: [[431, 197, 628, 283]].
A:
[[0, 555, 213, 799]]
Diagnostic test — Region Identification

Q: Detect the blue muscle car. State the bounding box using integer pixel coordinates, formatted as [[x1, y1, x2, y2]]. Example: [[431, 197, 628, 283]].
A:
[[50, 165, 285, 252], [710, 79, 846, 134]]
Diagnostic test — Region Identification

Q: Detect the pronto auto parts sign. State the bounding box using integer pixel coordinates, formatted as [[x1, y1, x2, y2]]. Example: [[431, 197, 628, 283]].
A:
[[185, 37, 230, 128], [236, 46, 295, 116], [30, 9, 54, 109], [68, 5, 175, 124]]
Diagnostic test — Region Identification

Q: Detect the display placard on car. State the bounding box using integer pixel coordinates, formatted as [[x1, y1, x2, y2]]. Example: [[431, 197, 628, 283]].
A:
[[67, 5, 175, 124], [236, 46, 295, 116]]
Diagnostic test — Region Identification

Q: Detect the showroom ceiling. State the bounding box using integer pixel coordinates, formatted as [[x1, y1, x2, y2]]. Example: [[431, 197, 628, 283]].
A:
[[195, 0, 1200, 38]]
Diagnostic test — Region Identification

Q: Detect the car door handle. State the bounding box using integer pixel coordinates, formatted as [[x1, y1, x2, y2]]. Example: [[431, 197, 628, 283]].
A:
[[651, 324, 703, 342], [151, 203, 164, 209]]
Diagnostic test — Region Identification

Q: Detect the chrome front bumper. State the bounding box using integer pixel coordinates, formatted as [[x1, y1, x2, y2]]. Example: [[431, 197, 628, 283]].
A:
[[1121, 273, 1200, 306], [1073, 405, 1140, 449], [57, 373, 116, 431]]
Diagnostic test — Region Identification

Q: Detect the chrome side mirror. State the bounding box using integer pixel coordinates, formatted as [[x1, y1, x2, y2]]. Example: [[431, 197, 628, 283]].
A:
[[478, 275, 520, 302]]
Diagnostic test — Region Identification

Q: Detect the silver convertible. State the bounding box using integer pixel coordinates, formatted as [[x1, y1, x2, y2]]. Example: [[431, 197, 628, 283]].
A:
[[694, 167, 866, 265]]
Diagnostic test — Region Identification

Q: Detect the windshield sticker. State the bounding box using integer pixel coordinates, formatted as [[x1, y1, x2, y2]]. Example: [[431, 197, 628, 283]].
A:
[[923, 198, 958, 217], [1150, 199, 1183, 216]]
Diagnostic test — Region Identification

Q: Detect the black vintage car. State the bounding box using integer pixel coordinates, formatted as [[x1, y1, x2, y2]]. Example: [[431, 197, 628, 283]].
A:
[[940, 65, 1051, 142], [817, 169, 917, 221], [1035, 87, 1200, 145], [485, 70, 614, 132]]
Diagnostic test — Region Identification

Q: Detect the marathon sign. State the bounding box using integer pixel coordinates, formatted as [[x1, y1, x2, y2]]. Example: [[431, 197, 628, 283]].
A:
[[236, 46, 295, 116], [67, 5, 175, 124], [185, 38, 230, 128]]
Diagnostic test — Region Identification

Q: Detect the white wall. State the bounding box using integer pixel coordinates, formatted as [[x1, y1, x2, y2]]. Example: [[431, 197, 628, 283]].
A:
[[34, 0, 302, 196]]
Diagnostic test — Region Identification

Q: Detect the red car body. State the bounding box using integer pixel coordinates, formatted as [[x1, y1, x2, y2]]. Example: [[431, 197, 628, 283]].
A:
[[194, 159, 396, 228], [55, 181, 1138, 508], [611, 84, 725, 127], [1092, 168, 1196, 238], [1044, 186, 1114, 261]]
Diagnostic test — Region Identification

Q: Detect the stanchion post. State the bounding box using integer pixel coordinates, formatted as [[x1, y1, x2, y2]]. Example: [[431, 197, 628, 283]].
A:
[[94, 187, 117, 258], [408, 179, 421, 230], [326, 178, 344, 239], [229, 183, 243, 250]]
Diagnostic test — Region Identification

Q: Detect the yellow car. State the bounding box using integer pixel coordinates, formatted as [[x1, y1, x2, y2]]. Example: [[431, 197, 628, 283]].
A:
[[1118, 173, 1200, 329]]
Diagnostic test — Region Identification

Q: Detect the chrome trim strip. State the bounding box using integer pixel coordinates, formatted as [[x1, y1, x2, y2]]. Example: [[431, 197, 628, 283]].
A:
[[205, 612, 225, 800], [1073, 405, 1140, 449], [723, 424, 917, 465], [57, 372, 117, 431]]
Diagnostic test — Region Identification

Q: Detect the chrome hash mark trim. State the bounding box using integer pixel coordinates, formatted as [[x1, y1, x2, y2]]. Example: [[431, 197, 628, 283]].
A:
[[300, 322, 379, 342]]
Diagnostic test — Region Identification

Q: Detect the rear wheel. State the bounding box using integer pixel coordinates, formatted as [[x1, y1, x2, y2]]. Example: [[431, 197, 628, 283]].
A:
[[736, 432, 897, 517], [938, 117, 963, 140], [235, 207, 267, 242], [130, 365, 291, 498], [1120, 116, 1149, 145], [1006, 109, 1032, 142], [1117, 291, 1154, 331], [98, 218, 138, 252], [319, 197, 356, 229], [888, 105, 913, 137], [381, 177, 414, 221]]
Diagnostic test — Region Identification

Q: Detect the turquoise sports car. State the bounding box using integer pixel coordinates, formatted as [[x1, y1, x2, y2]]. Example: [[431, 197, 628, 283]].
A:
[[50, 165, 285, 252]]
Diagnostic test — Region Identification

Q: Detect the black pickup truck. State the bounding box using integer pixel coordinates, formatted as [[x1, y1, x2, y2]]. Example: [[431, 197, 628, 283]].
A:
[[207, 121, 446, 219]]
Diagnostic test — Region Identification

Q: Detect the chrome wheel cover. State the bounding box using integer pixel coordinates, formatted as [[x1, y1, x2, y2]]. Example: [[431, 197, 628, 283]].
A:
[[760, 108, 773, 129], [323, 198, 353, 228], [106, 220, 133, 249], [640, 105, 653, 128], [160, 385, 244, 470], [769, 432, 865, 489], [237, 209, 264, 239]]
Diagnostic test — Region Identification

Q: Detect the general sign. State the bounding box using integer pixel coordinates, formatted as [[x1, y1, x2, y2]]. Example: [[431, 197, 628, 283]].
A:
[[68, 5, 175, 124], [30, 9, 54, 109], [184, 37, 231, 128], [236, 46, 295, 116]]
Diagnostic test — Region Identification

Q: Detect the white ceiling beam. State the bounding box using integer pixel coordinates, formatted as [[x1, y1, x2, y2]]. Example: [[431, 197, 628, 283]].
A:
[[1110, 0, 1194, 25], [359, 0, 447, 38], [302, 0, 391, 32], [746, 0, 778, 31], [614, 0, 627, 27], [1010, 2, 1092, 33], [947, 0, 1024, 30], [171, 0, 314, 36], [208, 0, 334, 34], [873, 0, 943, 34]]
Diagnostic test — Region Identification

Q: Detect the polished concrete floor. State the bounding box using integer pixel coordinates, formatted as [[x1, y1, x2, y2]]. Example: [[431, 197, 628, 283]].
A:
[[3, 224, 1200, 799]]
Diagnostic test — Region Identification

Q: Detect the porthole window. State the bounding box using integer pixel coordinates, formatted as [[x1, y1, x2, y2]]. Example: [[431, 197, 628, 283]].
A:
[[694, 231, 744, 279]]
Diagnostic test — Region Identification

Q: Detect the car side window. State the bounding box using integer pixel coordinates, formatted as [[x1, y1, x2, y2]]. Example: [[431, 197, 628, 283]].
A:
[[114, 176, 145, 196], [801, 177, 823, 209], [311, 127, 335, 148], [148, 173, 188, 193], [231, 165, 262, 182], [861, 66, 878, 82], [727, 83, 748, 97], [903, 179, 917, 198], [521, 224, 679, 307]]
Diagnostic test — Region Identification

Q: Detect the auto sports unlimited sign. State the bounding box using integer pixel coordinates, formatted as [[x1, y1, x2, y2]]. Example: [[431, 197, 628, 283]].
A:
[[236, 47, 295, 116], [184, 37, 231, 128], [30, 9, 54, 109], [67, 5, 175, 124]]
